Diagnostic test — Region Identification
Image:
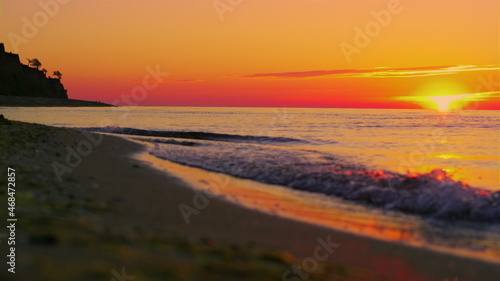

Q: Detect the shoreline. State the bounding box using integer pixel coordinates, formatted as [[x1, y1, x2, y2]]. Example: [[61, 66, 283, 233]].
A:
[[1, 120, 499, 280], [0, 95, 113, 107], [135, 150, 500, 265]]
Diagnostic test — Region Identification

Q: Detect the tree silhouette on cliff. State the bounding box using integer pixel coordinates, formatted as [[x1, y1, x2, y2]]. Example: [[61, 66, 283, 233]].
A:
[[27, 58, 42, 70], [53, 71, 62, 80]]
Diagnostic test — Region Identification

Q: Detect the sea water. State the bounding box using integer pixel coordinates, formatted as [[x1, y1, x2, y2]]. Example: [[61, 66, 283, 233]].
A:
[[2, 106, 500, 261]]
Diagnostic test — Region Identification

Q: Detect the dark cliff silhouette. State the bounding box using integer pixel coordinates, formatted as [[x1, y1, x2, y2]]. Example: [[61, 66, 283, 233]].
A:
[[0, 43, 68, 99]]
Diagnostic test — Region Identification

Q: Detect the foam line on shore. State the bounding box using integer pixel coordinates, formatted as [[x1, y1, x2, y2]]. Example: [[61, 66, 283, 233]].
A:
[[134, 148, 500, 265]]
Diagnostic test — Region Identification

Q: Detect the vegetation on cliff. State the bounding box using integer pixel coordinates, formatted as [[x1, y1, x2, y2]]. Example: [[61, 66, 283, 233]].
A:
[[0, 43, 68, 99]]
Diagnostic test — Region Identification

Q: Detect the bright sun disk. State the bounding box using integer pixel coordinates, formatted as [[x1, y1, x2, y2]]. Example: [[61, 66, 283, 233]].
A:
[[427, 94, 472, 111]]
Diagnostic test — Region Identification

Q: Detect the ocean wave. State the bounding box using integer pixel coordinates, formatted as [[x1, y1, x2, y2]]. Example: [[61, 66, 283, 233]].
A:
[[299, 169, 500, 222], [132, 137, 202, 147], [147, 141, 500, 222], [78, 126, 306, 144]]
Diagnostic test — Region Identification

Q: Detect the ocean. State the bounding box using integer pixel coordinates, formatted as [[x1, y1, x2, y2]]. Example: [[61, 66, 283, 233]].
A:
[[2, 106, 500, 262]]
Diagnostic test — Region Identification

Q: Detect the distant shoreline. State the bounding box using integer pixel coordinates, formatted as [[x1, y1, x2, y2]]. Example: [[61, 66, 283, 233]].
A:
[[0, 95, 113, 107]]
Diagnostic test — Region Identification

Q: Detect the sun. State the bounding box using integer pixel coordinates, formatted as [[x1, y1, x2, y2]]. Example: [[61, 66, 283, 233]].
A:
[[427, 94, 471, 111], [394, 93, 473, 111], [394, 80, 475, 111]]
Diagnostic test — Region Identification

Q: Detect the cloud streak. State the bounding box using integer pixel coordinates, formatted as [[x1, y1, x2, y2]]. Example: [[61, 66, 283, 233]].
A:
[[242, 65, 500, 79]]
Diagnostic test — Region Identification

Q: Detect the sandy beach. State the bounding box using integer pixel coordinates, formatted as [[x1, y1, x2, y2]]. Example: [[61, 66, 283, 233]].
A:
[[1, 119, 499, 281]]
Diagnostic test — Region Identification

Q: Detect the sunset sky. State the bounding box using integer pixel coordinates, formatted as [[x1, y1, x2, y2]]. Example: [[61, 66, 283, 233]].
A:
[[1, 0, 498, 109]]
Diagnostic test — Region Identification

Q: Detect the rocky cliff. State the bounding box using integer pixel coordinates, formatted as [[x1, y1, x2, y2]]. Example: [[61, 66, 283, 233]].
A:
[[0, 43, 68, 99]]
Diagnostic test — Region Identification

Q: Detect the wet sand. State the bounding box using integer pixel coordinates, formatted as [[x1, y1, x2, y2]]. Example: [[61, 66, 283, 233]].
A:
[[0, 120, 498, 281]]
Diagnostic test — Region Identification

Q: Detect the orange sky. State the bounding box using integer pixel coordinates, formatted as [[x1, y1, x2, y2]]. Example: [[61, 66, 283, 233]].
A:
[[1, 0, 498, 108]]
